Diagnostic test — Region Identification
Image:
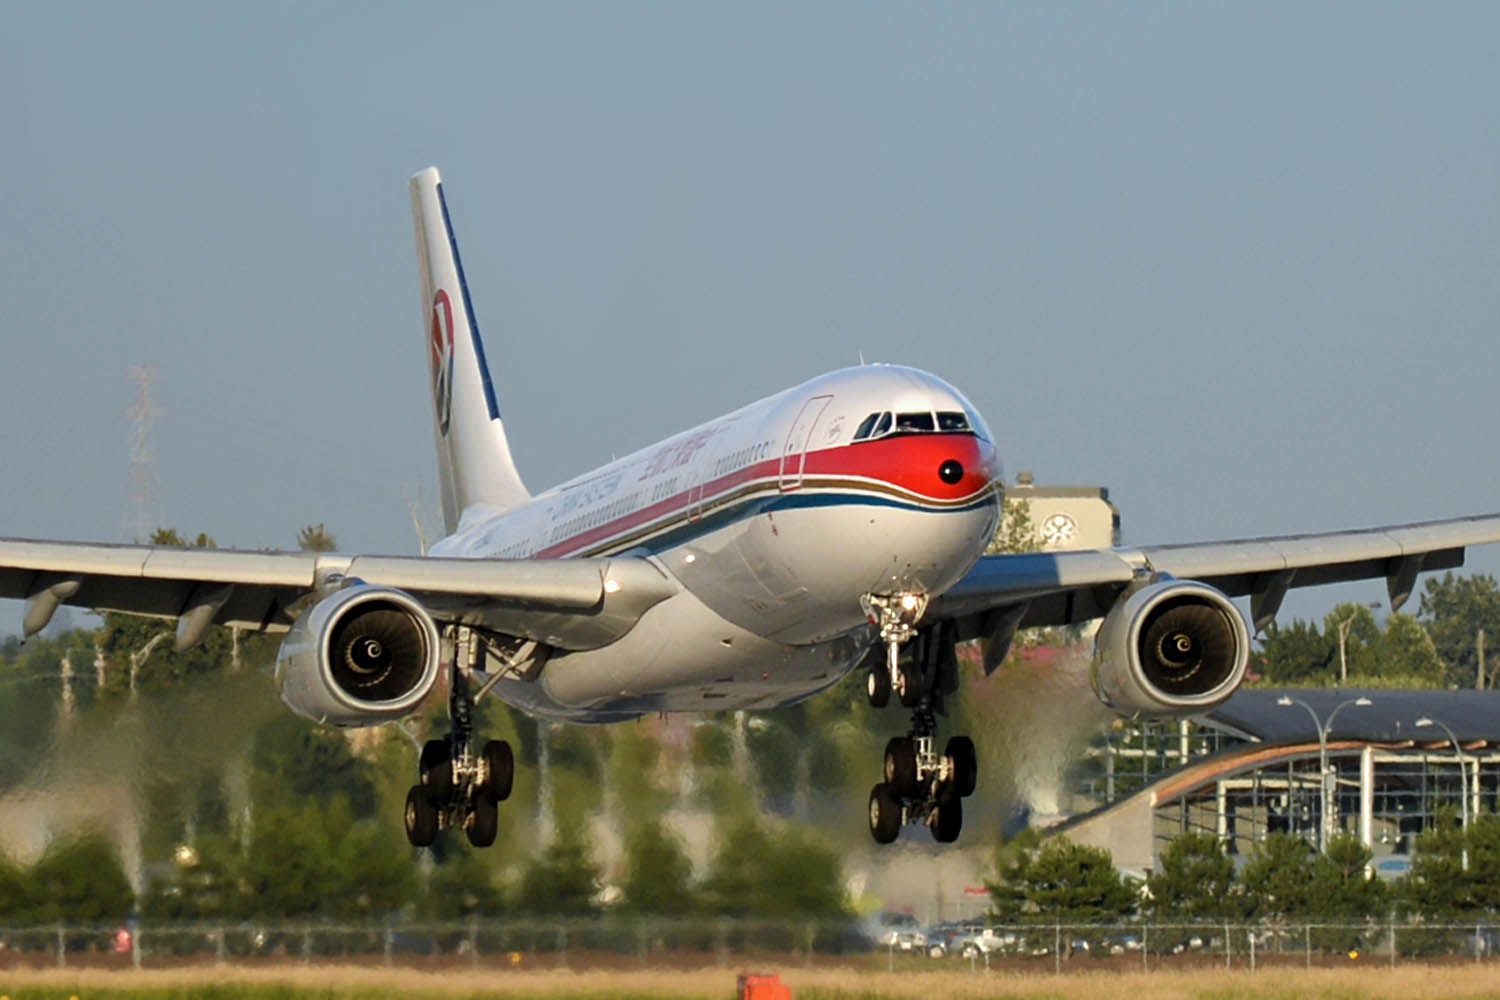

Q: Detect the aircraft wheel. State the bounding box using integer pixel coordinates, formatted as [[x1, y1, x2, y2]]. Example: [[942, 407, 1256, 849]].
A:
[[866, 663, 891, 708], [404, 785, 438, 848], [896, 662, 924, 707], [945, 735, 978, 798], [884, 736, 919, 798], [869, 783, 901, 844], [482, 739, 514, 804], [930, 796, 963, 844], [419, 739, 452, 799], [466, 797, 499, 848]]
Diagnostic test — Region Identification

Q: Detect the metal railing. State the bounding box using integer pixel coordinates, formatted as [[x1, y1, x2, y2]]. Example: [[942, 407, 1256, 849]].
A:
[[4, 918, 1500, 972]]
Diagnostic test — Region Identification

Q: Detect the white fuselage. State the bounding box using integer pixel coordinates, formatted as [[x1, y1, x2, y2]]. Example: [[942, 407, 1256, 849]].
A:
[[433, 365, 1001, 720]]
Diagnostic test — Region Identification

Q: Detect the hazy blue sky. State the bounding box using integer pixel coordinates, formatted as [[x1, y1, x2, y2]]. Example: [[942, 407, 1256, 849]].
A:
[[2, 3, 1497, 626]]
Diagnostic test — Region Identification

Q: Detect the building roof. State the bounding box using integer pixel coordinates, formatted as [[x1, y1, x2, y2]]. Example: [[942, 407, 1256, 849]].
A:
[[1207, 688, 1500, 746]]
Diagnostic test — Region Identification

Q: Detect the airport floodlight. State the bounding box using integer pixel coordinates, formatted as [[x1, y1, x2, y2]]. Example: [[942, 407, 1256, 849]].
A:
[[1276, 694, 1373, 851], [1414, 715, 1471, 869]]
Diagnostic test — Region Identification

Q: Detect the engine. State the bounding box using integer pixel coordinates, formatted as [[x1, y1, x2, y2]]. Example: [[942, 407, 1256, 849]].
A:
[[275, 585, 442, 727], [1090, 579, 1250, 718]]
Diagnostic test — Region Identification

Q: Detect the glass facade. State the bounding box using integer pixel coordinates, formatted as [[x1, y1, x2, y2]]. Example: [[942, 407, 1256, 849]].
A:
[[1066, 705, 1497, 875]]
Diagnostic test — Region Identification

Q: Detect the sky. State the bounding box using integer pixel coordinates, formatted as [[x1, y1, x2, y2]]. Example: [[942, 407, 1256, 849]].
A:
[[2, 3, 1497, 628]]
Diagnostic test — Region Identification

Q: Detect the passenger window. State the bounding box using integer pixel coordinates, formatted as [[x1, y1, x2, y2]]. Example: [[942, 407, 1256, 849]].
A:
[[896, 412, 935, 432], [853, 413, 880, 441], [937, 411, 970, 432]]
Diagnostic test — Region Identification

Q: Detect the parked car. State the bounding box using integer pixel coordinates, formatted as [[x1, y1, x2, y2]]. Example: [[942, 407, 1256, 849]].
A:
[[860, 911, 922, 951], [953, 927, 1017, 959]]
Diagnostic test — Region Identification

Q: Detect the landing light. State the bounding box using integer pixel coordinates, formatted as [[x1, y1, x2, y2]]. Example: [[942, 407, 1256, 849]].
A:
[[603, 579, 621, 594], [900, 594, 919, 611]]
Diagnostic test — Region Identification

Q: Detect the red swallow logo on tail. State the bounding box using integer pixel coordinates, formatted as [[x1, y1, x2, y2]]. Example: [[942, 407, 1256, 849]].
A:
[[430, 290, 456, 435]]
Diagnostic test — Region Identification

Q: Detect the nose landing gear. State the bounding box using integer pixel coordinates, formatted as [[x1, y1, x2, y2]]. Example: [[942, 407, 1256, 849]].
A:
[[861, 596, 978, 845], [404, 629, 516, 849]]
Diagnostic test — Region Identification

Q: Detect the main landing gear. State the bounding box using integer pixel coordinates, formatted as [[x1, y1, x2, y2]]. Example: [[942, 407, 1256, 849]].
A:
[[404, 630, 516, 849], [860, 594, 978, 845]]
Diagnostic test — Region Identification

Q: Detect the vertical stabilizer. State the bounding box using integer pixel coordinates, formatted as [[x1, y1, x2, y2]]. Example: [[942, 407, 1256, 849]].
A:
[[410, 168, 530, 533]]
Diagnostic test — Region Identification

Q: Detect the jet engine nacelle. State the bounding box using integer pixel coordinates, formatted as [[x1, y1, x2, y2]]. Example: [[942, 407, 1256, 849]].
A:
[[1091, 579, 1250, 719], [275, 585, 441, 727]]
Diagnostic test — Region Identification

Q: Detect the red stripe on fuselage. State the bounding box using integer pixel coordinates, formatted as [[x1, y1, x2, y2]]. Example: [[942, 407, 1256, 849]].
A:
[[533, 432, 998, 558]]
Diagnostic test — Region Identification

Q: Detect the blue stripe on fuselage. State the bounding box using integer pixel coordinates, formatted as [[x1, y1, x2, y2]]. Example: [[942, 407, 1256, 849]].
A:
[[576, 487, 996, 558]]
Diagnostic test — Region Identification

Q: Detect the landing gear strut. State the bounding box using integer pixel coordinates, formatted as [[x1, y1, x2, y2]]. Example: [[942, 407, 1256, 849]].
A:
[[404, 628, 515, 848], [861, 595, 978, 845]]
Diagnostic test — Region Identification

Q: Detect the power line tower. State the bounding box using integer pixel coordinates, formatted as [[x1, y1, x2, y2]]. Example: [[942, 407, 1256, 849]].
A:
[[125, 365, 161, 542]]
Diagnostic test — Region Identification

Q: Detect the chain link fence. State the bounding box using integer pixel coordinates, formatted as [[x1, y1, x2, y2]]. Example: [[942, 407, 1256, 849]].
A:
[[4, 919, 1500, 972]]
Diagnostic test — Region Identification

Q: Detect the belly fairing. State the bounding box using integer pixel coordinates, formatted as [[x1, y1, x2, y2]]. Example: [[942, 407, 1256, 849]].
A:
[[535, 583, 869, 712]]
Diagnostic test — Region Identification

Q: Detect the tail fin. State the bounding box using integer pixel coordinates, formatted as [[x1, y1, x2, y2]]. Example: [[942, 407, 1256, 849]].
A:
[[410, 167, 530, 533]]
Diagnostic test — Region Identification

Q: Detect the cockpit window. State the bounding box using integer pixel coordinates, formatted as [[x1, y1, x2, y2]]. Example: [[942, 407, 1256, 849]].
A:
[[853, 412, 881, 441], [854, 408, 985, 441]]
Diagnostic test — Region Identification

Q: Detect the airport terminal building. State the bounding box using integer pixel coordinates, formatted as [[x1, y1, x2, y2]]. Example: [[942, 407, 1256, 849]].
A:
[[1058, 689, 1500, 878]]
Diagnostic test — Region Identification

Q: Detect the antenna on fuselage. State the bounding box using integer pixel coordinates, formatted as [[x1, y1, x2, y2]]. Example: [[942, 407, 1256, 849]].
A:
[[858, 350, 866, 366]]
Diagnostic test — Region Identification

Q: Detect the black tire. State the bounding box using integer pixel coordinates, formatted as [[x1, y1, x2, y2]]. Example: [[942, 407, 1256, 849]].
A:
[[869, 783, 901, 844], [945, 735, 978, 798], [884, 736, 919, 798], [896, 662, 925, 707], [404, 785, 438, 847], [466, 797, 499, 848], [931, 796, 963, 844], [420, 739, 452, 799], [866, 663, 891, 708], [482, 739, 515, 804]]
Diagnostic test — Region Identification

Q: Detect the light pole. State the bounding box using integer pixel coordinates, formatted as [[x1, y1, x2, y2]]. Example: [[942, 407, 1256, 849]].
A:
[[1415, 716, 1471, 871], [1277, 695, 1373, 851]]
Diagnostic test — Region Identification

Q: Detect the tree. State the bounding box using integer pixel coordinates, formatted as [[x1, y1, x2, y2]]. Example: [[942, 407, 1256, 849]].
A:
[[987, 835, 1135, 923], [1368, 613, 1446, 688], [517, 824, 601, 916], [620, 819, 695, 915], [28, 834, 135, 923], [297, 523, 339, 552], [251, 715, 379, 817], [0, 852, 35, 922], [757, 824, 847, 918], [1146, 831, 1235, 920], [699, 817, 847, 918], [141, 834, 249, 921], [1025, 839, 1136, 921], [988, 495, 1040, 555], [1419, 573, 1500, 688], [1255, 620, 1334, 686], [1403, 810, 1484, 917], [1239, 833, 1316, 919], [241, 803, 339, 918], [1323, 603, 1380, 684], [699, 817, 773, 917], [1309, 834, 1385, 918], [422, 846, 505, 918]]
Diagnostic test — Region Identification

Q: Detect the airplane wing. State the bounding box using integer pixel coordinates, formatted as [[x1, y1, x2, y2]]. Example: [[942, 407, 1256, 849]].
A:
[[0, 538, 677, 652], [930, 513, 1500, 667]]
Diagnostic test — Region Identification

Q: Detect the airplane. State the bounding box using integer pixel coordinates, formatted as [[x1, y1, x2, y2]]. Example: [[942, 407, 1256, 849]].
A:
[[4, 167, 1500, 849]]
